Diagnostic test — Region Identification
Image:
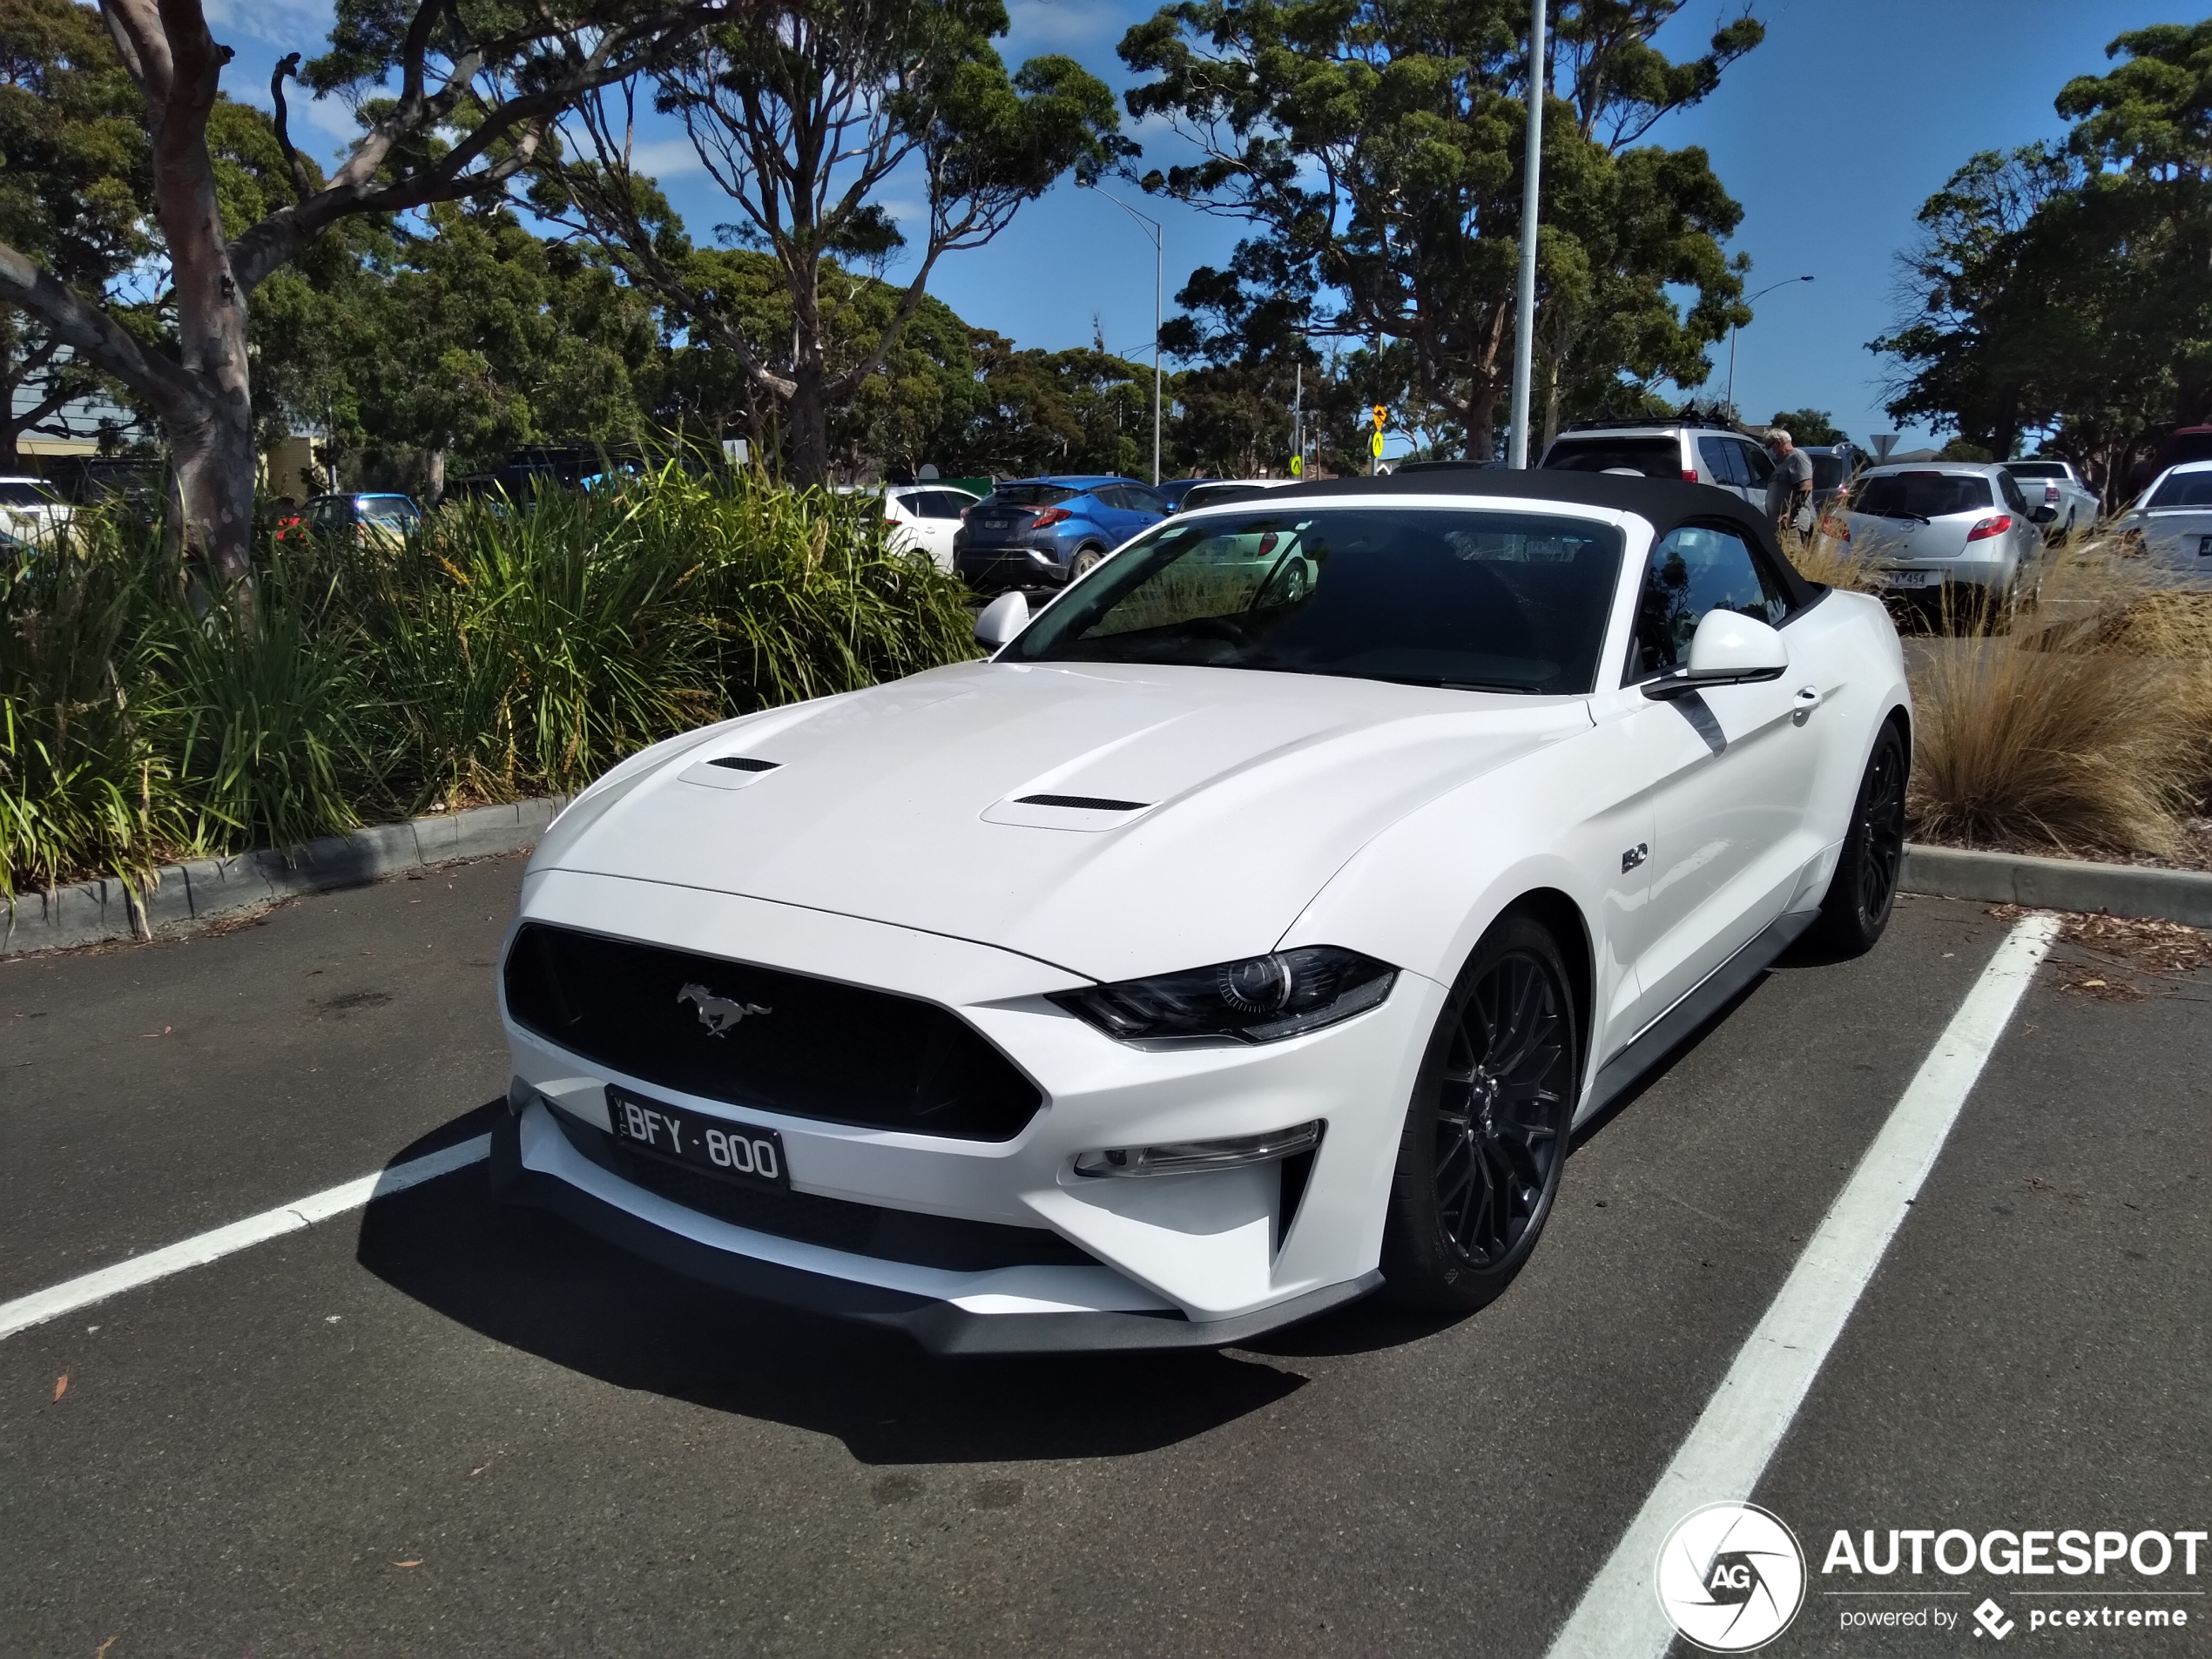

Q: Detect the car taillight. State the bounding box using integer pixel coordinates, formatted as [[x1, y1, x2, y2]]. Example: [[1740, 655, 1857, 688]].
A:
[[1032, 507, 1073, 528], [1966, 514, 2013, 542], [1818, 515, 1851, 541], [1683, 468, 1700, 483], [2044, 482, 2060, 504]]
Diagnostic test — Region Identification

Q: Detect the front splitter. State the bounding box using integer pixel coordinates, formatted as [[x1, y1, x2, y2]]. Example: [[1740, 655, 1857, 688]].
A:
[[488, 1113, 1379, 1355]]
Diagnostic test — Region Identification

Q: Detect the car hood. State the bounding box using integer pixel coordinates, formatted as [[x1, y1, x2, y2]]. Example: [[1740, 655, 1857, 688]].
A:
[[534, 661, 1590, 982]]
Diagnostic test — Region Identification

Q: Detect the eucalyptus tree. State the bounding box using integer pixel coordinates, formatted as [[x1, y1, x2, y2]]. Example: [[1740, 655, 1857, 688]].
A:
[[0, 0, 734, 587], [543, 0, 1128, 485], [1119, 0, 1760, 455]]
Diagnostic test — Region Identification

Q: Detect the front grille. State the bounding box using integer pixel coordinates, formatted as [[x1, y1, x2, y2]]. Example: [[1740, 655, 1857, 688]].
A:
[[551, 1109, 1095, 1271], [505, 923, 1043, 1141]]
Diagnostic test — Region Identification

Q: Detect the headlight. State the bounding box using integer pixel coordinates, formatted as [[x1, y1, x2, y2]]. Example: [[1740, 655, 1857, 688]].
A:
[[1050, 946, 1397, 1043]]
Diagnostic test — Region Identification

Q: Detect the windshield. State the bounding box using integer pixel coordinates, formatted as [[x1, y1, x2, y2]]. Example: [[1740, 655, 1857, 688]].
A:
[[991, 484, 1076, 509], [1002, 507, 1624, 694], [359, 497, 415, 520], [0, 482, 51, 506], [1851, 472, 1992, 518], [1541, 436, 1681, 478], [2148, 469, 2212, 510], [1809, 455, 1847, 489]]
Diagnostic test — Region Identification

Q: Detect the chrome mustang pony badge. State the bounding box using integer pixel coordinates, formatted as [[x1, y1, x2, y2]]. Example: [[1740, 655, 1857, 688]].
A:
[[678, 983, 772, 1035]]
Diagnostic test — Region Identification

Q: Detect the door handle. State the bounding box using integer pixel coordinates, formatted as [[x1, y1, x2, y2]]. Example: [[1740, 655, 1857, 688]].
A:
[[1794, 686, 1820, 706]]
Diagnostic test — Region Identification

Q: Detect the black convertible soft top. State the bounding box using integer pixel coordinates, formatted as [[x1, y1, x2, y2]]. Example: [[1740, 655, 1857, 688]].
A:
[[1263, 466, 1819, 609]]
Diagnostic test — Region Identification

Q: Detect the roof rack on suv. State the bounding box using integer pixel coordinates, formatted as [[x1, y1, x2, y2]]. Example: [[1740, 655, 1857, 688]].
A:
[[1561, 409, 1741, 434]]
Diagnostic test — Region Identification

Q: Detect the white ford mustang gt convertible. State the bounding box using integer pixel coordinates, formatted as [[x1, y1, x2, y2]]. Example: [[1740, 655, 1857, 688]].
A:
[[492, 470, 1911, 1353]]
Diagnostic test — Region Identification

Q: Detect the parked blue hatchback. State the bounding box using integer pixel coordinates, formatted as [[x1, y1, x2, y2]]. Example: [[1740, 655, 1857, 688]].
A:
[[952, 475, 1170, 593]]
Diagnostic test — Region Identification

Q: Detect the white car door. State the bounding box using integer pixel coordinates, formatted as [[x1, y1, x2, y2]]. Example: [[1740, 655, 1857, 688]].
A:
[[1608, 523, 1843, 1037]]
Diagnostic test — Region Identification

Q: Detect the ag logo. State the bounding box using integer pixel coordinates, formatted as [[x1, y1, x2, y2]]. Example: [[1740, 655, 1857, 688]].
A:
[[1655, 1502, 1806, 1652]]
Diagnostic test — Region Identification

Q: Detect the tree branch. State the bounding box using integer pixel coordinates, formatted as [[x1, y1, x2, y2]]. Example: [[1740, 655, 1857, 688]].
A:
[[269, 52, 315, 201], [0, 242, 202, 416]]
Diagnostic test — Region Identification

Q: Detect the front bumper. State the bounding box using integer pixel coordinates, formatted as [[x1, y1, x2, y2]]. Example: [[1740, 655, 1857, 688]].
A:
[[496, 868, 1433, 1352]]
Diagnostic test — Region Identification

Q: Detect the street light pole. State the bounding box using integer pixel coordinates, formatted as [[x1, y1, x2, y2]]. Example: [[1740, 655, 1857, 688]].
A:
[[1506, 0, 1546, 469], [1084, 182, 1163, 485], [1726, 274, 1814, 418]]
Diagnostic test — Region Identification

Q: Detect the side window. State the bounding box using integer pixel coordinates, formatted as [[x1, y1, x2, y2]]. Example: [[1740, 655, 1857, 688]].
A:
[[1122, 485, 1169, 516], [1738, 442, 1775, 489], [1089, 487, 1126, 513], [932, 491, 976, 518], [1629, 525, 1794, 681], [1698, 436, 1746, 487], [1997, 473, 2028, 515]]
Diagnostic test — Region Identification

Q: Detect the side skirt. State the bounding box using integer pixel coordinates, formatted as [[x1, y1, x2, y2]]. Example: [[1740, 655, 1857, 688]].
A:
[[1574, 907, 1819, 1145]]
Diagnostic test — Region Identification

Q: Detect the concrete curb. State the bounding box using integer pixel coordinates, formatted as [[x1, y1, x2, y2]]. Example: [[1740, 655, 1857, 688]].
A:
[[3, 796, 569, 959], [1900, 843, 2212, 928]]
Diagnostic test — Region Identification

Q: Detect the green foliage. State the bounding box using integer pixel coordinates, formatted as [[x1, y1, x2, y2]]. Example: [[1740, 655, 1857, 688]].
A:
[[1875, 20, 2212, 492], [0, 467, 978, 897], [1120, 0, 1759, 453], [1770, 408, 1844, 446], [540, 0, 1128, 481]]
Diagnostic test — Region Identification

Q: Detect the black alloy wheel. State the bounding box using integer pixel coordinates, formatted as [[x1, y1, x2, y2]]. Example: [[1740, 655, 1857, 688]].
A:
[[1810, 721, 1908, 957], [1382, 914, 1578, 1313]]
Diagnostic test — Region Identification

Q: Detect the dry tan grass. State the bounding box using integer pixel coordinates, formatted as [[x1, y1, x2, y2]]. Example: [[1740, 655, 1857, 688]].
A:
[[1905, 538, 2212, 860], [1784, 515, 1880, 592]]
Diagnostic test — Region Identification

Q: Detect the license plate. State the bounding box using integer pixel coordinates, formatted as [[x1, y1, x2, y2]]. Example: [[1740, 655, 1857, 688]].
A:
[[1884, 569, 1938, 589], [983, 518, 1009, 529], [605, 1084, 787, 1190]]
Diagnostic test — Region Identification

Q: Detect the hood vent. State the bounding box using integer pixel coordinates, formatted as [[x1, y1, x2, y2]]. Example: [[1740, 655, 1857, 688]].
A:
[[1015, 792, 1146, 812], [678, 753, 783, 792]]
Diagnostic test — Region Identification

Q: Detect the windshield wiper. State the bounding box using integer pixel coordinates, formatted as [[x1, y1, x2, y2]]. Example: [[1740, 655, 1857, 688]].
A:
[[1307, 668, 1541, 694], [1878, 509, 1931, 524]]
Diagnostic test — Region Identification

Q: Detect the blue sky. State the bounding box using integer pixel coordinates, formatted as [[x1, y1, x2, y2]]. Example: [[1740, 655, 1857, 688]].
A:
[[215, 0, 2182, 455]]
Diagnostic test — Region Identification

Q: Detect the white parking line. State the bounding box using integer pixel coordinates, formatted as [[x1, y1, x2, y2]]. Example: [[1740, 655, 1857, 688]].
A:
[[0, 1134, 491, 1343], [1545, 912, 2060, 1658]]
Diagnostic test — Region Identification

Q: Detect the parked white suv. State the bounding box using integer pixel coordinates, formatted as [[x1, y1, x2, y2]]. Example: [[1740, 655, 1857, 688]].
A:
[[1538, 418, 1777, 509]]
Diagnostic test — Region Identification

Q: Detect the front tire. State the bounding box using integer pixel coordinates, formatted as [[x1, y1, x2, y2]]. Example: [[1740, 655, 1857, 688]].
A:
[[1381, 914, 1578, 1314], [1807, 720, 1908, 958]]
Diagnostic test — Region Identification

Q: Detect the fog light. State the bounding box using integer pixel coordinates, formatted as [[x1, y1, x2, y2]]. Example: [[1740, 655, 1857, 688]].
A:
[[1073, 1120, 1323, 1177]]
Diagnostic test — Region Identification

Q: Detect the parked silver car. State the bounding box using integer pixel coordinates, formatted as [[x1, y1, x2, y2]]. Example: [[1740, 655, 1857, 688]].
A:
[[2001, 458, 2100, 537], [1841, 462, 2046, 610], [2114, 461, 2212, 588]]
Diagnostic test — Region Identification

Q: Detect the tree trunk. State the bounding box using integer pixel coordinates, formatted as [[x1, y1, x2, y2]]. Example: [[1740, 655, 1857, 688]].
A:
[[427, 446, 446, 504], [168, 390, 258, 587], [787, 356, 831, 487]]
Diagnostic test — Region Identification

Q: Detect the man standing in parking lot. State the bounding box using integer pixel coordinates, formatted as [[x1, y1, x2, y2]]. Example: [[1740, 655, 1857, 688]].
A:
[[1766, 428, 1814, 536]]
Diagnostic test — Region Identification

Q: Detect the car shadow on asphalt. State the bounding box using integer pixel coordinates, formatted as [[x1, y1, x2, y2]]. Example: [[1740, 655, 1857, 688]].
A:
[[354, 1113, 1305, 1465]]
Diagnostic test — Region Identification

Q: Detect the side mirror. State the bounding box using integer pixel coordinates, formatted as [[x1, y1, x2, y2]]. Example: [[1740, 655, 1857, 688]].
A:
[[1647, 609, 1789, 699], [974, 590, 1029, 651]]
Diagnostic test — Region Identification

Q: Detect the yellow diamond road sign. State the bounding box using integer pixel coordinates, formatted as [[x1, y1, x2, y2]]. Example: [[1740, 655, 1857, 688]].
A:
[[1370, 432, 1386, 458]]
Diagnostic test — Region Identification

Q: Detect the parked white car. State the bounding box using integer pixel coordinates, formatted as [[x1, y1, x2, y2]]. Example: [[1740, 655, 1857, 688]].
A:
[[1840, 462, 2046, 610], [0, 476, 74, 544], [2114, 460, 2212, 587], [493, 470, 1909, 1352], [2001, 458, 2100, 537], [840, 483, 981, 570]]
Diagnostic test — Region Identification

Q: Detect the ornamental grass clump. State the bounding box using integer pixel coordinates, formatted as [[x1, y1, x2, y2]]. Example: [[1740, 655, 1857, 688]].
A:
[[1905, 537, 2212, 859], [0, 455, 979, 902]]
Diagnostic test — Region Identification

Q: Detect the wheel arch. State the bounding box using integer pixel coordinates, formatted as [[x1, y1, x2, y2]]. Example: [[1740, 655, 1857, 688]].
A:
[[1494, 887, 1596, 1094]]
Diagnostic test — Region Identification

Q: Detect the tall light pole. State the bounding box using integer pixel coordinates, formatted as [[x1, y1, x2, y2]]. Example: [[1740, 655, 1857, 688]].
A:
[[1083, 181, 1163, 485], [1506, 0, 1547, 469], [1726, 274, 1813, 418]]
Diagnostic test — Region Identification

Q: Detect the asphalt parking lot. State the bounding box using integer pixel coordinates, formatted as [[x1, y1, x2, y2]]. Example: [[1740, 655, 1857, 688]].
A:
[[3, 856, 2206, 1657]]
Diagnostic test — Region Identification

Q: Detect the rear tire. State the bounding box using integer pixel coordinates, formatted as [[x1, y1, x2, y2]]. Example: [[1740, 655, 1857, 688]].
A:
[[1381, 914, 1578, 1314], [1070, 544, 1105, 579], [1807, 721, 1908, 958]]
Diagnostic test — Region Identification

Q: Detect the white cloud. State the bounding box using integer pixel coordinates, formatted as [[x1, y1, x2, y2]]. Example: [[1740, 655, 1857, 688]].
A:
[[1003, 0, 1123, 51], [624, 137, 706, 181], [204, 0, 334, 50]]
